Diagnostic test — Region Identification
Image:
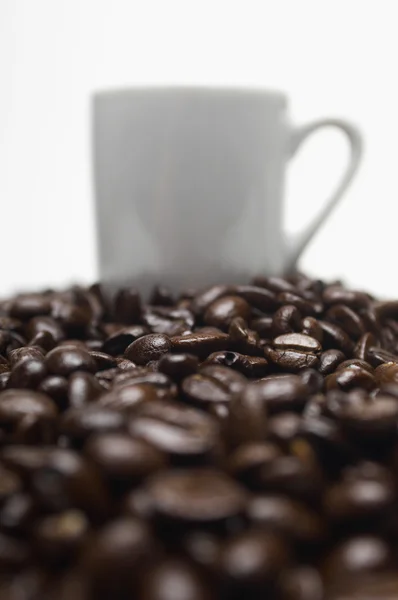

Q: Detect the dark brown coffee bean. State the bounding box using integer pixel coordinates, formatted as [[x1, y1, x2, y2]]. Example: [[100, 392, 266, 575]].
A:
[[324, 469, 395, 523], [143, 306, 194, 336], [273, 332, 322, 353], [240, 376, 308, 415], [191, 285, 234, 316], [116, 357, 136, 370], [68, 371, 104, 408], [337, 358, 374, 372], [301, 316, 324, 343], [325, 365, 377, 392], [124, 333, 171, 365], [98, 382, 163, 412], [38, 375, 69, 410], [102, 325, 149, 356], [7, 358, 47, 389], [33, 510, 88, 564], [253, 275, 296, 293], [277, 566, 324, 600], [140, 558, 211, 600], [219, 530, 290, 586], [26, 316, 65, 343], [29, 330, 57, 352], [227, 393, 268, 447], [84, 518, 154, 597], [45, 346, 96, 376], [250, 316, 274, 338], [113, 288, 142, 323], [229, 317, 260, 355], [51, 300, 91, 331], [9, 295, 52, 320], [149, 284, 174, 306], [319, 349, 346, 375], [182, 531, 221, 573], [272, 305, 302, 336], [0, 389, 57, 434], [374, 362, 398, 386], [60, 405, 125, 444], [335, 394, 398, 440], [233, 284, 278, 312], [256, 455, 323, 500], [158, 353, 199, 381], [85, 432, 166, 483], [146, 469, 247, 523], [170, 330, 229, 358], [374, 300, 398, 320], [129, 400, 218, 460], [299, 415, 356, 472], [200, 365, 247, 394], [277, 292, 317, 316], [265, 347, 319, 372], [299, 368, 324, 394], [247, 494, 326, 544], [89, 351, 117, 371], [8, 346, 45, 367], [324, 536, 393, 579], [323, 286, 370, 308], [204, 295, 251, 330], [326, 304, 365, 339], [182, 373, 233, 406], [0, 492, 36, 535], [368, 346, 398, 366], [267, 412, 302, 447], [203, 350, 269, 378], [228, 441, 283, 486], [318, 321, 354, 355]]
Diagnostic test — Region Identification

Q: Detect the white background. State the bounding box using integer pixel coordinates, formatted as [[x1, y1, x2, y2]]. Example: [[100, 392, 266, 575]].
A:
[[0, 0, 396, 297]]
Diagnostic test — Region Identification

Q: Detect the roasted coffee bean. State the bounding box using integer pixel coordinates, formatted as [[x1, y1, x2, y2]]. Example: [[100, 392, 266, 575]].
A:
[[182, 531, 221, 573], [325, 365, 377, 392], [60, 405, 125, 444], [324, 536, 393, 579], [29, 330, 57, 352], [125, 333, 172, 365], [239, 376, 308, 415], [0, 492, 37, 535], [229, 317, 260, 355], [301, 316, 324, 343], [203, 350, 269, 378], [299, 368, 324, 394], [38, 375, 69, 410], [7, 358, 47, 389], [253, 275, 296, 293], [0, 389, 57, 440], [323, 286, 370, 309], [8, 346, 45, 367], [277, 292, 317, 316], [146, 469, 247, 523], [9, 295, 52, 320], [227, 391, 268, 447], [368, 346, 398, 366], [333, 394, 398, 440], [33, 510, 88, 564], [191, 285, 234, 316], [84, 518, 154, 597], [129, 400, 219, 461], [45, 346, 96, 376], [219, 530, 290, 587], [102, 325, 149, 356], [250, 316, 274, 338], [98, 382, 164, 412], [26, 316, 65, 344], [267, 412, 302, 447], [257, 455, 324, 500], [247, 494, 326, 544], [200, 365, 247, 394], [299, 415, 356, 472], [233, 285, 278, 312], [113, 288, 142, 324], [277, 566, 324, 600], [170, 330, 229, 358], [85, 432, 166, 484], [318, 321, 354, 355], [149, 284, 174, 306], [204, 295, 251, 330], [140, 558, 211, 600], [274, 332, 322, 354], [182, 373, 234, 406], [228, 441, 283, 486], [68, 371, 104, 408], [51, 300, 91, 332], [374, 362, 398, 386], [319, 349, 346, 375], [337, 358, 374, 372], [272, 305, 302, 336], [326, 304, 366, 339], [158, 353, 199, 381], [89, 351, 117, 371], [324, 465, 395, 523], [143, 306, 194, 336], [265, 346, 319, 371]]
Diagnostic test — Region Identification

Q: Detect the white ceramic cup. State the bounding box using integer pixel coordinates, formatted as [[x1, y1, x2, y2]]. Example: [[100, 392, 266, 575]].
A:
[[93, 87, 363, 295]]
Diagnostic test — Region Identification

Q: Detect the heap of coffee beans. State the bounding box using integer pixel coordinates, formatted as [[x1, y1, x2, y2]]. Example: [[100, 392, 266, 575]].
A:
[[2, 274, 398, 599]]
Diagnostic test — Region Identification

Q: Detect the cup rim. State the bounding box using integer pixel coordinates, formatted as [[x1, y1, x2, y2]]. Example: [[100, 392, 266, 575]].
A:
[[93, 84, 287, 105]]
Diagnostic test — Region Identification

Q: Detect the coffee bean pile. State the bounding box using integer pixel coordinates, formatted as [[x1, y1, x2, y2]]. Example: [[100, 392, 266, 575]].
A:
[[2, 275, 398, 598]]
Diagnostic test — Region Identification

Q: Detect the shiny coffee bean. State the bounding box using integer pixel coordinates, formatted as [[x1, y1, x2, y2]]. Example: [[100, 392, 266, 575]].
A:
[[8, 346, 44, 367], [129, 400, 219, 460], [7, 358, 47, 389], [191, 285, 234, 316], [146, 469, 247, 523], [277, 292, 317, 316], [272, 305, 302, 336], [45, 346, 96, 376], [256, 455, 323, 501], [318, 321, 354, 355], [203, 350, 269, 378], [267, 412, 302, 447], [323, 286, 370, 308], [38, 375, 69, 410], [227, 441, 282, 487], [204, 295, 251, 330], [277, 566, 324, 600], [325, 365, 377, 392], [68, 371, 104, 408], [354, 332, 378, 361], [125, 333, 172, 365], [247, 494, 326, 544], [299, 368, 324, 394], [301, 316, 324, 343], [326, 304, 365, 339], [265, 347, 319, 372], [239, 376, 308, 415], [98, 382, 164, 412], [219, 530, 290, 587], [102, 325, 149, 356], [335, 394, 398, 440], [9, 295, 52, 320], [90, 351, 117, 371], [0, 389, 57, 439], [60, 405, 125, 444], [113, 288, 142, 324], [170, 330, 230, 359], [233, 285, 278, 312], [182, 373, 234, 406], [374, 362, 398, 386], [200, 365, 247, 394], [26, 316, 65, 344], [158, 353, 199, 381], [273, 332, 322, 354], [84, 433, 166, 482], [228, 317, 260, 355], [324, 536, 393, 579], [140, 558, 212, 600]]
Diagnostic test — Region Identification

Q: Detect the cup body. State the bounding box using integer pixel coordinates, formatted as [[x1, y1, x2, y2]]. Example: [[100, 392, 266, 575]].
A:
[[94, 87, 292, 293]]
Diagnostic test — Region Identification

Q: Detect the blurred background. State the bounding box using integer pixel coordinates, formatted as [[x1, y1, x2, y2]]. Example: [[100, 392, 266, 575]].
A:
[[0, 0, 395, 296]]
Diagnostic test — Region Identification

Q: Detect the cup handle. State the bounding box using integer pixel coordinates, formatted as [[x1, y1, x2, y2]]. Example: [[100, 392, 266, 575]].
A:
[[285, 118, 363, 272]]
